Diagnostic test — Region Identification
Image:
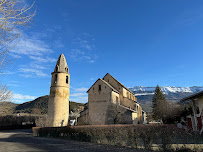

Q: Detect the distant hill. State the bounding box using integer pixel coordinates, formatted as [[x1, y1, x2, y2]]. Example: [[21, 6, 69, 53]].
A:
[[2, 86, 200, 114], [14, 95, 84, 115], [0, 102, 18, 115], [15, 95, 49, 114], [14, 95, 84, 114]]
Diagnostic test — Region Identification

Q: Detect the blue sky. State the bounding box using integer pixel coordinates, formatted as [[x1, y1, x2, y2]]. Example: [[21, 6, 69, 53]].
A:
[[2, 0, 203, 104]]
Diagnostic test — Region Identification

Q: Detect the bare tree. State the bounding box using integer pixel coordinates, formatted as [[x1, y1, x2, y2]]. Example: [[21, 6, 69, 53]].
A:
[[0, 0, 36, 75], [0, 0, 35, 102], [0, 83, 12, 102]]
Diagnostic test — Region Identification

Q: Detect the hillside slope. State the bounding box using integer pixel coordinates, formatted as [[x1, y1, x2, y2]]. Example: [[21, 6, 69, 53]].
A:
[[0, 102, 17, 115], [15, 95, 84, 114], [2, 86, 200, 114], [15, 95, 49, 114]]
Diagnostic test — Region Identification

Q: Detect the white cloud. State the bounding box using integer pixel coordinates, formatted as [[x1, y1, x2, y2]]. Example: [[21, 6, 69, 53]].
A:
[[8, 32, 58, 78], [70, 49, 85, 60], [29, 56, 56, 63], [30, 63, 49, 70], [70, 49, 96, 62], [70, 93, 86, 97], [74, 88, 88, 92], [90, 78, 95, 81], [19, 74, 34, 78], [7, 84, 20, 87], [0, 71, 15, 75], [12, 93, 36, 100], [7, 81, 20, 87], [54, 39, 64, 49], [12, 93, 37, 103], [19, 68, 48, 77], [10, 38, 52, 56], [70, 33, 97, 63], [9, 53, 22, 59], [70, 87, 88, 103], [71, 96, 88, 103], [89, 60, 95, 63]]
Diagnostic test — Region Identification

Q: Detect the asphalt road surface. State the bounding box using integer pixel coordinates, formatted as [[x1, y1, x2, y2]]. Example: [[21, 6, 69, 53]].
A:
[[0, 129, 146, 152]]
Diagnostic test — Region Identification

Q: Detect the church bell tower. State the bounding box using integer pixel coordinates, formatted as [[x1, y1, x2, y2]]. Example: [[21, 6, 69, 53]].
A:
[[48, 54, 70, 127]]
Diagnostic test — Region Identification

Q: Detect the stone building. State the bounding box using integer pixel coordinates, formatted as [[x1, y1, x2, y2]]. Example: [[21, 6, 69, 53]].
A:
[[78, 73, 144, 125], [48, 54, 70, 127]]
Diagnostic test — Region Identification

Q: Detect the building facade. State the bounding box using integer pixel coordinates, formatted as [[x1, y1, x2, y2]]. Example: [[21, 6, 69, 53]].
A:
[[181, 91, 203, 134], [48, 54, 70, 127], [78, 73, 144, 125]]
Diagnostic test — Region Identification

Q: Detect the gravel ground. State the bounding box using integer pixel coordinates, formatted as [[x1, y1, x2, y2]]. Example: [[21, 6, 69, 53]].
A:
[[0, 129, 147, 152]]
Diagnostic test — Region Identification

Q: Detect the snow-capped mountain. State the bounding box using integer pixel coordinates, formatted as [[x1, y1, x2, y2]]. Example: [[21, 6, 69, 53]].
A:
[[129, 86, 203, 96], [129, 86, 203, 111]]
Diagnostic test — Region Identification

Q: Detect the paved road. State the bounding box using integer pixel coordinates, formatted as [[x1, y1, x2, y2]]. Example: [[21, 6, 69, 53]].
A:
[[0, 129, 146, 152]]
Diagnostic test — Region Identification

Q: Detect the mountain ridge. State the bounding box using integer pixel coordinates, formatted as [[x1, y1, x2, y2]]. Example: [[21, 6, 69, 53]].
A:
[[128, 86, 203, 112], [129, 86, 203, 95]]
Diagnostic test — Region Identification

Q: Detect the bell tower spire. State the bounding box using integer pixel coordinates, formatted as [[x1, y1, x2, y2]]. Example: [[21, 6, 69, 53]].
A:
[[48, 54, 70, 127]]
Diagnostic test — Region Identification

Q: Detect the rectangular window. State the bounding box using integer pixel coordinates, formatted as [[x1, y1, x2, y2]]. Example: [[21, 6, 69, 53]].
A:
[[99, 85, 101, 91], [66, 76, 69, 84], [54, 74, 57, 84]]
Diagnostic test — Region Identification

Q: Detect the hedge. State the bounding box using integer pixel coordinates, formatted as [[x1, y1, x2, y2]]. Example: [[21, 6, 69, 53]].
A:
[[0, 115, 37, 130], [32, 124, 203, 151]]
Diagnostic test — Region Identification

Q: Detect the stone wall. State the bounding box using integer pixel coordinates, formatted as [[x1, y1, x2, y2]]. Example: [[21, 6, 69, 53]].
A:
[[88, 79, 119, 125], [48, 72, 70, 127], [106, 104, 133, 124]]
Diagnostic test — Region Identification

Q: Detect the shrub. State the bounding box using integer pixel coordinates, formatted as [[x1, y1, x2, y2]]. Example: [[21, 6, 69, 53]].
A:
[[0, 115, 37, 130], [35, 116, 52, 127], [32, 124, 203, 151]]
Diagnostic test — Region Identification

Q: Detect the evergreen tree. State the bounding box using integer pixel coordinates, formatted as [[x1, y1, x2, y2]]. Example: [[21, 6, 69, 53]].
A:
[[152, 85, 167, 120]]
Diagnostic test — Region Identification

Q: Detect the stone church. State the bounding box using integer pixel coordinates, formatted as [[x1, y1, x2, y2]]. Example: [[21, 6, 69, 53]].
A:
[[78, 73, 145, 125]]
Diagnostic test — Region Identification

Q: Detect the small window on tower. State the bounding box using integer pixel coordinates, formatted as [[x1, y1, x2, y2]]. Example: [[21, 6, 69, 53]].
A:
[[99, 85, 101, 91], [66, 76, 69, 84], [54, 74, 57, 84]]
